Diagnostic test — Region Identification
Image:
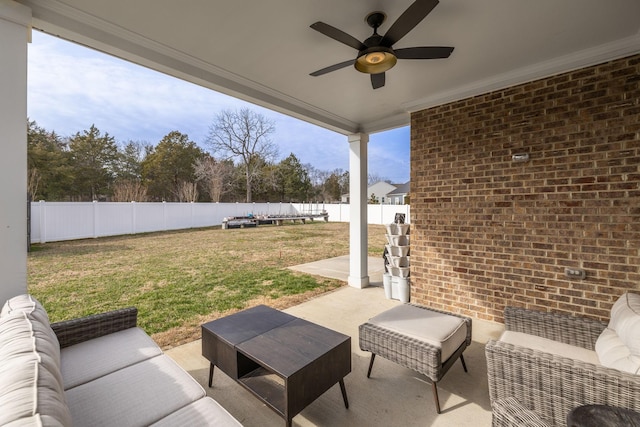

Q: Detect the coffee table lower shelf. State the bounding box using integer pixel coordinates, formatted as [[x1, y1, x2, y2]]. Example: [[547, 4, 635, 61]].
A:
[[237, 366, 286, 417]]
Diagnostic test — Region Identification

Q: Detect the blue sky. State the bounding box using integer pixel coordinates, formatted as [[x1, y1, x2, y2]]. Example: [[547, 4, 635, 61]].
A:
[[27, 31, 410, 183]]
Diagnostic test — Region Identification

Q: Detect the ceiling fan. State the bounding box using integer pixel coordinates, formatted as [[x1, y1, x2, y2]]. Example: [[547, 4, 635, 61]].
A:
[[309, 0, 454, 89]]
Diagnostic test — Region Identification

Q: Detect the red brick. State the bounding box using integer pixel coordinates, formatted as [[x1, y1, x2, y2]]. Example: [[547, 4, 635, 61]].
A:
[[409, 54, 640, 322]]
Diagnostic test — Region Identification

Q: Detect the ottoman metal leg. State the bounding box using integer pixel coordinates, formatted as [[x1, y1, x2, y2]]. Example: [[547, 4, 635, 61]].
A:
[[432, 382, 441, 414], [367, 354, 376, 378], [460, 354, 467, 372]]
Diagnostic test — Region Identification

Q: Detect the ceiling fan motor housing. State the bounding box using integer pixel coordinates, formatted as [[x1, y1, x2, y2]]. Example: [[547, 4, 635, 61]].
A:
[[355, 23, 397, 74], [355, 46, 397, 74]]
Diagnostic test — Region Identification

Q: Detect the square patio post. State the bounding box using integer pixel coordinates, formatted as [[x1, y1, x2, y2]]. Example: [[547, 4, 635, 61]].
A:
[[347, 133, 369, 288], [0, 0, 31, 305]]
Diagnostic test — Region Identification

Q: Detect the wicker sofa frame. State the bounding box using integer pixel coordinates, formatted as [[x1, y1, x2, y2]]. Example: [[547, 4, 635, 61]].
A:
[[359, 304, 472, 414], [486, 306, 640, 426], [51, 306, 138, 348]]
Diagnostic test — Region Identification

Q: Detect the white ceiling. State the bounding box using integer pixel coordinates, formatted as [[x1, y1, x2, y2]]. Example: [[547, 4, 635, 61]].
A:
[[18, 0, 640, 135]]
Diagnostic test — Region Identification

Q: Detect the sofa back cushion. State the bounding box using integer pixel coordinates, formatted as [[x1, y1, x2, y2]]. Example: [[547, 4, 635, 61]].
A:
[[0, 295, 72, 426], [595, 292, 640, 374], [1, 294, 62, 367]]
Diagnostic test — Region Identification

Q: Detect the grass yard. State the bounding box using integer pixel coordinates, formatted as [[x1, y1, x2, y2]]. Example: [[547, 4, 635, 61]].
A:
[[28, 222, 387, 349]]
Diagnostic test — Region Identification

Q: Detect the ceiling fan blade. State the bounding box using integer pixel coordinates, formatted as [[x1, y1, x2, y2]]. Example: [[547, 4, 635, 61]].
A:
[[371, 73, 385, 89], [310, 59, 356, 77], [381, 0, 439, 47], [310, 22, 367, 51], [395, 46, 454, 59]]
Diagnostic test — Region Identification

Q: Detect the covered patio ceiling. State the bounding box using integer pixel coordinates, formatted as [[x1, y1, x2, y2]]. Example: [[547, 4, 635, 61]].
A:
[[18, 0, 640, 135]]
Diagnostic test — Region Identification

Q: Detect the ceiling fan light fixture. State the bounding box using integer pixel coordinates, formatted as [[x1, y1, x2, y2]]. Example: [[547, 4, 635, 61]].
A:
[[355, 47, 397, 74], [309, 0, 453, 89], [366, 51, 386, 64]]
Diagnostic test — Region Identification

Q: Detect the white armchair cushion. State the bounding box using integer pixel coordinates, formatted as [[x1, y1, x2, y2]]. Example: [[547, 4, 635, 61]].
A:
[[499, 331, 599, 365], [595, 327, 640, 374], [595, 292, 640, 374], [609, 292, 640, 354]]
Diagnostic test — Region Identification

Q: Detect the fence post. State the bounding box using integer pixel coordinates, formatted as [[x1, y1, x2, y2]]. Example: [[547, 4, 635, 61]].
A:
[[39, 200, 46, 244], [163, 201, 167, 231], [93, 200, 98, 238], [131, 201, 136, 234]]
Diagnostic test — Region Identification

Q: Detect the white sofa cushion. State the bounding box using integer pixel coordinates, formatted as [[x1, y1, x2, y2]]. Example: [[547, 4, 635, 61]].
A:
[[3, 414, 65, 427], [499, 330, 600, 365], [1, 294, 42, 317], [3, 414, 60, 427], [0, 312, 72, 426], [367, 304, 468, 361], [61, 326, 162, 389], [595, 292, 640, 374], [150, 397, 243, 427], [1, 294, 61, 366], [65, 354, 206, 426]]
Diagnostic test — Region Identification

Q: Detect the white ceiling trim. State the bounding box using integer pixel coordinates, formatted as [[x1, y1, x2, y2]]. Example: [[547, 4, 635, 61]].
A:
[[18, 0, 640, 137], [24, 0, 362, 135], [1, 0, 31, 26], [402, 33, 640, 114], [360, 112, 411, 135]]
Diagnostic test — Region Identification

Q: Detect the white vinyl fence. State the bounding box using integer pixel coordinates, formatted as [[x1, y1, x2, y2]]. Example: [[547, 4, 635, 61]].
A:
[[29, 201, 410, 244]]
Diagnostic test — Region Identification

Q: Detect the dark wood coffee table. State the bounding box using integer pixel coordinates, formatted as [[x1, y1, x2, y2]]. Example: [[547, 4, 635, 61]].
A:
[[202, 305, 351, 427]]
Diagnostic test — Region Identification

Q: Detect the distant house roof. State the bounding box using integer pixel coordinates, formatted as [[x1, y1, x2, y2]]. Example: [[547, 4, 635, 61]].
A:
[[387, 182, 409, 196], [342, 181, 410, 200]]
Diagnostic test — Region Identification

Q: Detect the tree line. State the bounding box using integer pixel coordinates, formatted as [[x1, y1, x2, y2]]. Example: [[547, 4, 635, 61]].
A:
[[27, 108, 368, 203]]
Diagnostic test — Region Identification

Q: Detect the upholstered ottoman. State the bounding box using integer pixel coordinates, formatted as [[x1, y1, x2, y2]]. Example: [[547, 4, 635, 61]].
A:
[[359, 304, 472, 413]]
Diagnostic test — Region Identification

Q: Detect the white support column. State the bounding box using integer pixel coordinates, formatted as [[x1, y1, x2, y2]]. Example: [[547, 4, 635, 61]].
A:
[[0, 0, 31, 305], [348, 133, 369, 288]]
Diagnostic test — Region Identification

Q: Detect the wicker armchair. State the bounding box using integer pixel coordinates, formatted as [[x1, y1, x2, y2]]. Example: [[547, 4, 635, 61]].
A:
[[486, 306, 640, 427]]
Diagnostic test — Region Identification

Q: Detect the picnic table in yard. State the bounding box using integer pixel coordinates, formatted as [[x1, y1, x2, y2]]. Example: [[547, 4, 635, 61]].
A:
[[222, 212, 329, 229]]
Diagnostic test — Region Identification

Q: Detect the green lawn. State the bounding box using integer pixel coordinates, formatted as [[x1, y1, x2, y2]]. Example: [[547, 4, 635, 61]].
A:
[[28, 222, 386, 348]]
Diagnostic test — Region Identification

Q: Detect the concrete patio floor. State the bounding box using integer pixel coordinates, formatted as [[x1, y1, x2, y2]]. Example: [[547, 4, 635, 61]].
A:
[[166, 256, 503, 426]]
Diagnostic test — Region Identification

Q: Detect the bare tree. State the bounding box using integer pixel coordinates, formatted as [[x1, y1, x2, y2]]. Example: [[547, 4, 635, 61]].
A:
[[368, 173, 391, 186], [28, 168, 41, 201], [206, 108, 277, 202], [194, 156, 233, 202], [112, 179, 147, 202], [175, 180, 198, 202]]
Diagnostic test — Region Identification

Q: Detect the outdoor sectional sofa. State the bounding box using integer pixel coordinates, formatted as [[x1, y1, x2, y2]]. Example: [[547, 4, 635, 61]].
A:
[[486, 292, 640, 426], [0, 294, 242, 426]]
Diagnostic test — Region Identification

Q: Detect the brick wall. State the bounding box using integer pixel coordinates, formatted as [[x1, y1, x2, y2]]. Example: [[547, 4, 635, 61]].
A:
[[410, 54, 640, 323]]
